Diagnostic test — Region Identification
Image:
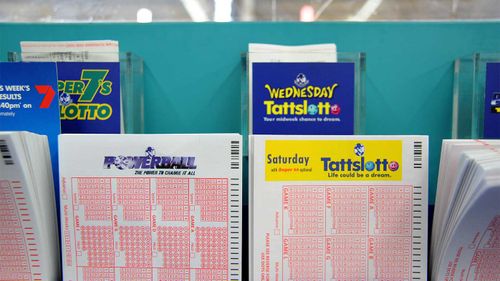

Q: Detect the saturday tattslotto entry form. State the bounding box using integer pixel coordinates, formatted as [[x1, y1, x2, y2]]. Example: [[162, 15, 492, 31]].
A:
[[250, 135, 428, 281]]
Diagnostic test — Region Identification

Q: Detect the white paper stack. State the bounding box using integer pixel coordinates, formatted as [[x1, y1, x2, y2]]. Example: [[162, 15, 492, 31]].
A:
[[21, 40, 119, 62], [248, 43, 337, 63], [59, 134, 242, 281], [0, 131, 60, 281], [431, 140, 500, 281], [250, 135, 428, 281]]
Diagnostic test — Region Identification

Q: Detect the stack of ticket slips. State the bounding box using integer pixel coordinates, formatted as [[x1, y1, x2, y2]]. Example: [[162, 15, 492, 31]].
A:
[[0, 132, 60, 281], [21, 40, 119, 62], [59, 134, 242, 281], [431, 139, 500, 281], [250, 135, 428, 280]]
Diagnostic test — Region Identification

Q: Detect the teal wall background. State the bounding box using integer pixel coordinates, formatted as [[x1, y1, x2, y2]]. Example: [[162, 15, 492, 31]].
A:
[[1, 22, 499, 203]]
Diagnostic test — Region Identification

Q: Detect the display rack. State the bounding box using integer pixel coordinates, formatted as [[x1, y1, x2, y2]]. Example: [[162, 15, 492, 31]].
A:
[[120, 52, 145, 134], [7, 51, 145, 134], [452, 52, 500, 138]]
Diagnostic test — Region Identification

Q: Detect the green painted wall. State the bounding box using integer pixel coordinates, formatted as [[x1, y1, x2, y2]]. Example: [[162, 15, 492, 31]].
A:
[[1, 22, 499, 203]]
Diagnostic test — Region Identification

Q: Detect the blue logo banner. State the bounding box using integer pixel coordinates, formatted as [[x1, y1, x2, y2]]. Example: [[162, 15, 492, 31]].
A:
[[0, 61, 60, 191], [252, 62, 355, 135], [57, 62, 121, 133]]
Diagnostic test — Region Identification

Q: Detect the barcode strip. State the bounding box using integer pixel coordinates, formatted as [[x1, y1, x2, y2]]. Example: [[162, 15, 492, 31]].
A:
[[230, 141, 240, 170], [228, 139, 241, 280], [412, 185, 424, 281], [413, 141, 423, 169], [0, 140, 14, 165]]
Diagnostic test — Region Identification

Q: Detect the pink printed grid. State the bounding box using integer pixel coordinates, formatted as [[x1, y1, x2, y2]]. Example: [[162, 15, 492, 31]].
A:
[[282, 185, 413, 281], [0, 180, 33, 281], [71, 177, 230, 281]]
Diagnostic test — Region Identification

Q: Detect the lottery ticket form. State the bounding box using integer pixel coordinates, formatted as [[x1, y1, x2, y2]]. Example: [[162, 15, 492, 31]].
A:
[[59, 134, 242, 281], [250, 135, 428, 281], [0, 132, 60, 281]]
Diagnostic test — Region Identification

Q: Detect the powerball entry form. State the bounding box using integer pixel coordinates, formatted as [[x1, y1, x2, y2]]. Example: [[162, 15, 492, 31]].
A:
[[59, 134, 242, 281], [250, 135, 428, 281]]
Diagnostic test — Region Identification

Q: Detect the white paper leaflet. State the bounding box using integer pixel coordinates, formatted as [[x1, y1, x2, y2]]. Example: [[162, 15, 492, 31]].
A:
[[250, 135, 428, 281], [21, 40, 119, 62], [0, 132, 60, 281], [59, 134, 242, 281], [432, 140, 500, 281]]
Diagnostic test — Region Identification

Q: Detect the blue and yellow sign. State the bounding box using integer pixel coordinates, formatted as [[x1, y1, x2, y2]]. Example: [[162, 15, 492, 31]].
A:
[[57, 62, 120, 133], [252, 62, 354, 134]]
